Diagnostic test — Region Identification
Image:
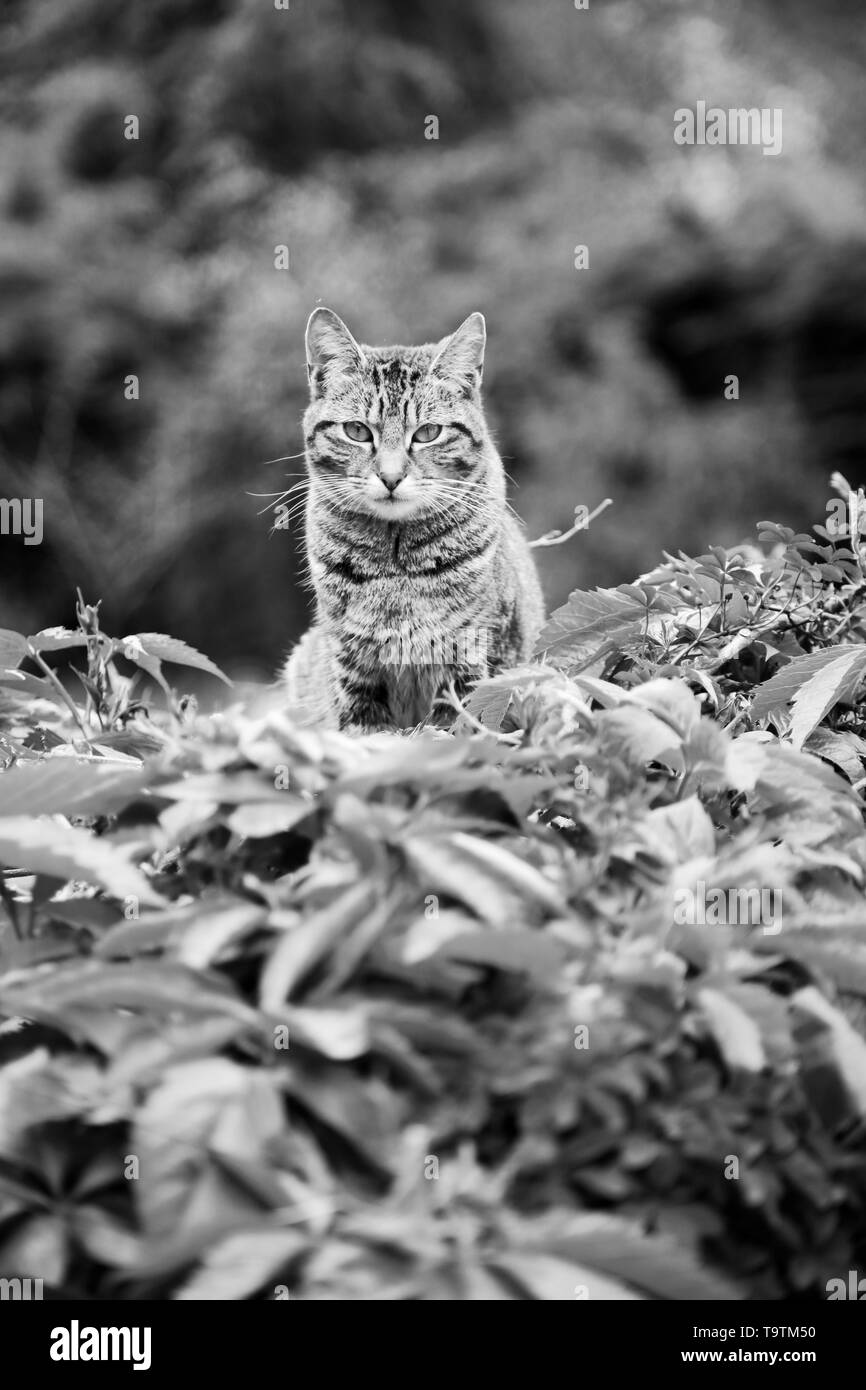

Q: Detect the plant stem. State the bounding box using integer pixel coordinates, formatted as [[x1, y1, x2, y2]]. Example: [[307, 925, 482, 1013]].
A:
[[0, 876, 22, 940], [28, 646, 91, 739], [530, 498, 613, 549]]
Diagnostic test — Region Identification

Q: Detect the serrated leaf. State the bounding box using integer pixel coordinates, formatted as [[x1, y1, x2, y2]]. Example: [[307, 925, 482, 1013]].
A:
[[0, 962, 260, 1035], [534, 585, 657, 662], [462, 665, 557, 729], [0, 816, 162, 905], [0, 759, 145, 816], [116, 636, 170, 696], [155, 772, 284, 804], [750, 644, 866, 724], [259, 882, 375, 1008], [403, 833, 563, 926], [788, 648, 866, 749], [121, 634, 231, 686]]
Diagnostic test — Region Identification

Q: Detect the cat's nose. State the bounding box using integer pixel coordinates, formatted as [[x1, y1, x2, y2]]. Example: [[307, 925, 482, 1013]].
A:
[[376, 453, 407, 493]]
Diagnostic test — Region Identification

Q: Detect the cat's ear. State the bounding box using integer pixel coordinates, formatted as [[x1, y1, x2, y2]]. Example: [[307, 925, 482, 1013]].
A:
[[430, 312, 486, 394], [305, 308, 365, 396]]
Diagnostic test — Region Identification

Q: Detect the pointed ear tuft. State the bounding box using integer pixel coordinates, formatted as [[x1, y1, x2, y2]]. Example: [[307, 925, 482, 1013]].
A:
[[305, 308, 365, 396], [429, 312, 486, 394]]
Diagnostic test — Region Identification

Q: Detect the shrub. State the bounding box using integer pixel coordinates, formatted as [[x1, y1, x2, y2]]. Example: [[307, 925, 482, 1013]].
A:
[[2, 485, 866, 1298]]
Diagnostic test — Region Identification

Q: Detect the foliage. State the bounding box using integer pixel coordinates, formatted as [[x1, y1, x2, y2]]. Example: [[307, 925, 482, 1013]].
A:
[[2, 487, 866, 1298]]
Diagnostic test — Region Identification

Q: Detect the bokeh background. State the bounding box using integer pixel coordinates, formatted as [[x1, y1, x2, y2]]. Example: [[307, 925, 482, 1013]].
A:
[[1, 0, 865, 681]]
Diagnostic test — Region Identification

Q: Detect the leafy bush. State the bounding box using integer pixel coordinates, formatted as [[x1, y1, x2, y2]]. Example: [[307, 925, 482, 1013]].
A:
[[2, 483, 866, 1299]]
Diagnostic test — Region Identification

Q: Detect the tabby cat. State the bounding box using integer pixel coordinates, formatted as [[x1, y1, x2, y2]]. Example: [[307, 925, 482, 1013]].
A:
[[282, 308, 544, 730]]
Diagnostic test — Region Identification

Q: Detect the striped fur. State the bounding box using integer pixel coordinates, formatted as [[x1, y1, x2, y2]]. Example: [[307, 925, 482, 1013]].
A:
[[282, 308, 544, 730]]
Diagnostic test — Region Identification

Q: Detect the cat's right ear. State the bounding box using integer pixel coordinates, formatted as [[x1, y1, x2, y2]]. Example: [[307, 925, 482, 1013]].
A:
[[305, 308, 365, 397]]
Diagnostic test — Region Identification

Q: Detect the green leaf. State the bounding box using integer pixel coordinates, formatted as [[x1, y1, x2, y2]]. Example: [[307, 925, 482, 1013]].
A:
[[402, 833, 563, 925], [750, 644, 866, 724], [462, 666, 558, 729], [637, 797, 716, 863], [282, 1005, 370, 1060], [0, 816, 162, 905], [521, 1214, 742, 1300], [0, 1212, 67, 1284], [494, 1252, 642, 1301], [155, 772, 288, 803], [698, 988, 766, 1072], [121, 634, 232, 686], [788, 648, 866, 749], [225, 801, 312, 838], [176, 901, 267, 970], [793, 987, 866, 1120], [403, 915, 565, 983], [0, 759, 145, 816], [597, 706, 684, 772], [173, 1229, 305, 1300], [105, 1018, 250, 1088], [259, 882, 375, 1008], [804, 729, 866, 782], [0, 962, 260, 1033], [134, 1059, 286, 1239], [0, 629, 29, 671], [534, 585, 659, 662], [27, 628, 89, 653]]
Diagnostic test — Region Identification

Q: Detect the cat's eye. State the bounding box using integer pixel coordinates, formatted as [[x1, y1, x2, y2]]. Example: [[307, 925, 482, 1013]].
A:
[[412, 423, 442, 445], [344, 421, 373, 443]]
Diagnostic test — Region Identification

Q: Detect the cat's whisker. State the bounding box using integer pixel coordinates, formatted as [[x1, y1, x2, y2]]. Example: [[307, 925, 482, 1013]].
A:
[[258, 451, 308, 466]]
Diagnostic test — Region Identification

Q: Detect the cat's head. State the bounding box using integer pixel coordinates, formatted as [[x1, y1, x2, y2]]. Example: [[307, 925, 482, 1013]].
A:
[[302, 308, 496, 522]]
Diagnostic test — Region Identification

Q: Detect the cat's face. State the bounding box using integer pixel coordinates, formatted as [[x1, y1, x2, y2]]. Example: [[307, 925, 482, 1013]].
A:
[[303, 308, 491, 522]]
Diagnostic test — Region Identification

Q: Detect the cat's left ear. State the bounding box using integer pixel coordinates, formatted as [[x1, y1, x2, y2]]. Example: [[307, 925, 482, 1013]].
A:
[[430, 312, 486, 395]]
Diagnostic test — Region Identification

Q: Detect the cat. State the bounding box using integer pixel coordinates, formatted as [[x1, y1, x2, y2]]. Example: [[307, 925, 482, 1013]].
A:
[[282, 308, 544, 731]]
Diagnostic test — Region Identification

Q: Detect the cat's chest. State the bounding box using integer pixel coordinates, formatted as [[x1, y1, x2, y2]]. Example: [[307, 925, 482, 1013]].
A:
[[313, 543, 489, 623]]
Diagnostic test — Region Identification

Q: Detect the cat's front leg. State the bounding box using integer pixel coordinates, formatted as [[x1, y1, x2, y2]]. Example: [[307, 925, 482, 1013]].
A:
[[334, 659, 393, 732]]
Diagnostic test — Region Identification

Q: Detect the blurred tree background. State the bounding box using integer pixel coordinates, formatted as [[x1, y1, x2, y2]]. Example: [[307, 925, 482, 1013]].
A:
[[1, 0, 865, 682]]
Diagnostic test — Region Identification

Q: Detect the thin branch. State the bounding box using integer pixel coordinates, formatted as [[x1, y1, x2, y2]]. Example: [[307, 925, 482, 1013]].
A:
[[439, 682, 522, 743], [530, 498, 613, 550], [27, 646, 91, 739]]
